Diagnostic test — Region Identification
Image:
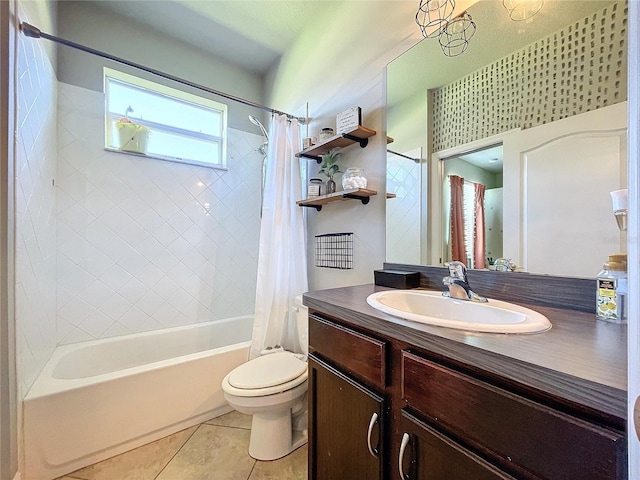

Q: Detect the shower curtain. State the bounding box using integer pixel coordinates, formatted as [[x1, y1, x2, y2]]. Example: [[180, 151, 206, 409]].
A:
[[250, 114, 308, 359]]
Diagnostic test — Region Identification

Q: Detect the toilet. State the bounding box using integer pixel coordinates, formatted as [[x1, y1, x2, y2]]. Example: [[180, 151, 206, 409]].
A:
[[221, 296, 309, 461]]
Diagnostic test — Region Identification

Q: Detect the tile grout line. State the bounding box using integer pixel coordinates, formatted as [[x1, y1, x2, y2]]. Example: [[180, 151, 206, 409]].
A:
[[204, 423, 252, 431], [246, 460, 258, 480], [152, 423, 203, 480]]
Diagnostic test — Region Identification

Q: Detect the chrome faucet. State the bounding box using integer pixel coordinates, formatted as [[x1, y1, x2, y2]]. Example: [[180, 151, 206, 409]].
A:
[[442, 261, 488, 303]]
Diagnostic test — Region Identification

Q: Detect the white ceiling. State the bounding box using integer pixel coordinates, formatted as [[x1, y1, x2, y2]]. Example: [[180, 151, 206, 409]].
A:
[[388, 0, 615, 106], [93, 0, 339, 75], [454, 144, 504, 173], [94, 0, 617, 101]]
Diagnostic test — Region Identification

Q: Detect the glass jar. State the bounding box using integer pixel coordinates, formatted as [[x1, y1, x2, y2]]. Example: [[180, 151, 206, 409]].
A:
[[319, 128, 335, 140], [342, 167, 367, 190]]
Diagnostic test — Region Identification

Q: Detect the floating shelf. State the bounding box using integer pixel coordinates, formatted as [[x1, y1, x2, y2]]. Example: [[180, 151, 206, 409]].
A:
[[386, 193, 397, 199], [297, 188, 377, 212], [296, 126, 377, 162]]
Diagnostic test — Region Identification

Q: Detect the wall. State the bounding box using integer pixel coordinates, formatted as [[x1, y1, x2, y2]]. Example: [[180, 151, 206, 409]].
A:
[[57, 1, 266, 132], [386, 148, 421, 265], [484, 188, 504, 262], [387, 91, 428, 158], [0, 2, 15, 478], [9, 1, 58, 477], [14, 0, 58, 405], [56, 82, 263, 344], [265, 1, 431, 290], [432, 1, 628, 151]]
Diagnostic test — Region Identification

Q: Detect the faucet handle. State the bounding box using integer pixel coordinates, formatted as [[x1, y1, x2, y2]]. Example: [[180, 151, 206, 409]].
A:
[[445, 261, 467, 280]]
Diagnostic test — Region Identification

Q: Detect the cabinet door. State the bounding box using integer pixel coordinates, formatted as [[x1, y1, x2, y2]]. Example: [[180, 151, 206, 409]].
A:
[[309, 354, 384, 480], [398, 411, 515, 480]]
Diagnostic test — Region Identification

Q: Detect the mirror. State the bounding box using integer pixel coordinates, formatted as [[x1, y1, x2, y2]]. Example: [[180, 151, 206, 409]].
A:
[[441, 144, 503, 269], [386, 0, 628, 277]]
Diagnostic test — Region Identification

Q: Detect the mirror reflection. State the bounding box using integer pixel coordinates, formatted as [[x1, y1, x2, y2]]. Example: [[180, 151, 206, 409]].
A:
[[386, 0, 628, 277], [441, 145, 503, 269]]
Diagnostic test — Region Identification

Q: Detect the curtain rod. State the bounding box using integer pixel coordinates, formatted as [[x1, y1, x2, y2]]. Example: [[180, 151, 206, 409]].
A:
[[387, 149, 421, 163], [20, 22, 306, 124]]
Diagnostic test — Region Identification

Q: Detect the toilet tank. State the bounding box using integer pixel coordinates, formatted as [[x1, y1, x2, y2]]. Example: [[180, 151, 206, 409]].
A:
[[293, 295, 308, 356]]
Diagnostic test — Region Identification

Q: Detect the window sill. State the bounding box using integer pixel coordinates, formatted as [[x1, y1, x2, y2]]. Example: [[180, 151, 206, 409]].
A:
[[104, 147, 226, 171]]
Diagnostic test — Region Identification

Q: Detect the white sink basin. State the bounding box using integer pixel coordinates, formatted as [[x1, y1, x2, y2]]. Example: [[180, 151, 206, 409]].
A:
[[366, 290, 551, 334]]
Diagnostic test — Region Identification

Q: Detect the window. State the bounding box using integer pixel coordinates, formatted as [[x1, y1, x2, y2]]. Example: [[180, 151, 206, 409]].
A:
[[463, 181, 476, 268], [104, 68, 227, 169]]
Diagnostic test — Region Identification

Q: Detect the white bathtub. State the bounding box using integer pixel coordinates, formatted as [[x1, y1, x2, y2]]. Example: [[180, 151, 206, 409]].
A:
[[23, 315, 253, 480]]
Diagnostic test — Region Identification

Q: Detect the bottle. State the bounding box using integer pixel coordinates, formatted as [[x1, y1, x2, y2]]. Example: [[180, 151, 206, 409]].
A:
[[596, 253, 628, 323]]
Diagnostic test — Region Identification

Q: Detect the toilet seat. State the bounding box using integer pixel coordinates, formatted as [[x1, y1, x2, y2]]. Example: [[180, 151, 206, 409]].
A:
[[223, 351, 308, 397]]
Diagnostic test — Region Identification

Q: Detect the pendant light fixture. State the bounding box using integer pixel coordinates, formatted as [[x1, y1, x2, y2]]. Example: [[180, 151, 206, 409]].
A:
[[415, 0, 456, 38], [439, 11, 476, 57], [503, 0, 544, 21]]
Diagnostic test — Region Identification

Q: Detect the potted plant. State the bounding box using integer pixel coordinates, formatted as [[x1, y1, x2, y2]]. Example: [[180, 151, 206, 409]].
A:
[[115, 106, 150, 154], [318, 148, 342, 194]]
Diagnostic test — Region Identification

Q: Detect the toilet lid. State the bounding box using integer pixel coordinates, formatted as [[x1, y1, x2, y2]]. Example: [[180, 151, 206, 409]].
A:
[[228, 352, 307, 389]]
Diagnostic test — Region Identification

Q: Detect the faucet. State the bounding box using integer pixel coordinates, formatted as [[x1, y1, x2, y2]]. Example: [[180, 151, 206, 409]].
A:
[[442, 261, 488, 303]]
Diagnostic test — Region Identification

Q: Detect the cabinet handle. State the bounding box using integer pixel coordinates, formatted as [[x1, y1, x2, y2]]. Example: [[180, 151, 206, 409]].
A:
[[398, 432, 411, 480], [367, 412, 380, 458]]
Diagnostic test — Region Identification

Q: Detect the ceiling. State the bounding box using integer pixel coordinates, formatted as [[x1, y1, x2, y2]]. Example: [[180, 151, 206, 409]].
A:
[[93, 0, 617, 100], [93, 0, 339, 75], [455, 144, 504, 173], [388, 0, 616, 106]]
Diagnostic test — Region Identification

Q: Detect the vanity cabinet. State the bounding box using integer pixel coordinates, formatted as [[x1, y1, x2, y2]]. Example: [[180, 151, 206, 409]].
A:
[[308, 314, 387, 479], [307, 311, 627, 480]]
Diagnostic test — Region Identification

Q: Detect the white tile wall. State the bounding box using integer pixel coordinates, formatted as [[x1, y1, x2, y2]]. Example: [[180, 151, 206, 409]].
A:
[[386, 151, 421, 265], [56, 83, 264, 344], [15, 12, 58, 394]]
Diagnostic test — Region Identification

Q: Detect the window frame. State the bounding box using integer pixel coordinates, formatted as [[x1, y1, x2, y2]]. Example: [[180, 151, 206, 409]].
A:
[[103, 67, 228, 170]]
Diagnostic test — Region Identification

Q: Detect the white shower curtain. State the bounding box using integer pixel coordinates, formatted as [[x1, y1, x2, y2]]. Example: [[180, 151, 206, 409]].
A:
[[250, 114, 308, 359]]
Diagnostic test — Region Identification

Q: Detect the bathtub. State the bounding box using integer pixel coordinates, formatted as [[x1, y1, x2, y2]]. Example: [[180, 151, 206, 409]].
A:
[[23, 315, 253, 480]]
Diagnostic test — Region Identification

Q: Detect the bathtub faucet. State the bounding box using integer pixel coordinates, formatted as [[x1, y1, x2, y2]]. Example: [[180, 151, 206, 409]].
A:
[[442, 261, 488, 303]]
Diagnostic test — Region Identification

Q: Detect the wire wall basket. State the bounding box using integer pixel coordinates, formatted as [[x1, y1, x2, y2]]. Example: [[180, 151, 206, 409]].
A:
[[315, 233, 353, 269]]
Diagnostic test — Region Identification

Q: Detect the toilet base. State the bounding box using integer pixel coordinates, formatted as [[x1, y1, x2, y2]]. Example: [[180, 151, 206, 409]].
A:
[[248, 409, 308, 461]]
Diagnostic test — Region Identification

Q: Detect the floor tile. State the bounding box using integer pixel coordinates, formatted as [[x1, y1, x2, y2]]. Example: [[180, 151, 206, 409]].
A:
[[155, 424, 255, 480], [205, 410, 252, 429], [249, 444, 308, 480], [65, 426, 197, 480]]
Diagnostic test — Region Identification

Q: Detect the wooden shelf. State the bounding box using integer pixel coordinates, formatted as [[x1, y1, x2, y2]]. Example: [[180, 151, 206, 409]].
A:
[[386, 193, 397, 198], [297, 188, 377, 211], [295, 125, 377, 162]]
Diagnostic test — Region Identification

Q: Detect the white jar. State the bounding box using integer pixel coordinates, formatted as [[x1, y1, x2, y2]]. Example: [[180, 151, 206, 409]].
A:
[[319, 128, 334, 140], [342, 167, 367, 190]]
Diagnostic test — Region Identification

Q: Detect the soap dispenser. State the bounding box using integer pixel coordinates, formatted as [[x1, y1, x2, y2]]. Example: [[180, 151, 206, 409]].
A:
[[596, 253, 628, 324]]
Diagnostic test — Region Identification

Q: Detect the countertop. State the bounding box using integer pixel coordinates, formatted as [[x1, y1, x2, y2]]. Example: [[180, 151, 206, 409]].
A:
[[303, 284, 628, 424]]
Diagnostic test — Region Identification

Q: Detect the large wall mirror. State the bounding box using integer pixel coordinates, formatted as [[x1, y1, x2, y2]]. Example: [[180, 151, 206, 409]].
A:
[[386, 0, 628, 277]]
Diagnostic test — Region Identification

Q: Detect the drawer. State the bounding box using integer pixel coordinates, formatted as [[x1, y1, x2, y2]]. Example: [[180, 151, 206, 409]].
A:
[[402, 351, 626, 480], [309, 315, 386, 389]]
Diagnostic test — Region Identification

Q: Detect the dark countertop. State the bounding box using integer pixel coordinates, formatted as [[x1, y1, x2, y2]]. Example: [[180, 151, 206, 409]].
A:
[[303, 284, 628, 423]]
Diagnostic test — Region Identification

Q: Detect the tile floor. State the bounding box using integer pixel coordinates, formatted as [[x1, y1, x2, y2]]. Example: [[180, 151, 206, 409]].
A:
[[55, 411, 308, 480]]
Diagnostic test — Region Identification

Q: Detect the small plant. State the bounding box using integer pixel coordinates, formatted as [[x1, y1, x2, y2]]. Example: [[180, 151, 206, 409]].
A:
[[318, 148, 342, 180]]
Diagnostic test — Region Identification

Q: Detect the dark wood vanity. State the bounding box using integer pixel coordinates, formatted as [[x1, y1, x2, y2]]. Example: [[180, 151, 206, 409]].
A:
[[304, 272, 627, 480]]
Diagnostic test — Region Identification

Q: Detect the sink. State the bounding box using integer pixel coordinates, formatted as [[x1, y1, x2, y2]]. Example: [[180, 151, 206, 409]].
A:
[[366, 290, 551, 334]]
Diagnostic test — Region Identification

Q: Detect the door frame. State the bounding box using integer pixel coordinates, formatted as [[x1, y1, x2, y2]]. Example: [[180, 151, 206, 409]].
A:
[[0, 0, 17, 478], [627, 0, 640, 477]]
